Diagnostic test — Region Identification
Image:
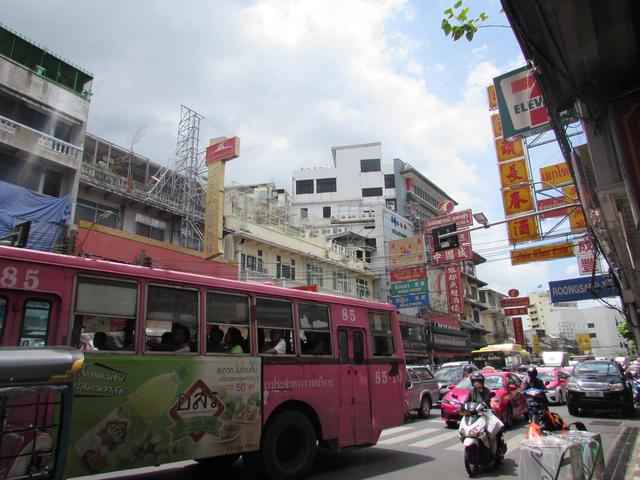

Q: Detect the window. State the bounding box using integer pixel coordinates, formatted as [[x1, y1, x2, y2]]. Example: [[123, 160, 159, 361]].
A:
[[0, 297, 5, 343], [299, 303, 332, 356], [20, 300, 51, 347], [338, 330, 349, 363], [307, 264, 323, 287], [589, 333, 597, 338], [333, 271, 348, 294], [316, 178, 337, 193], [276, 255, 282, 278], [257, 298, 295, 354], [300, 208, 308, 219], [75, 198, 118, 228], [258, 250, 264, 272], [145, 285, 198, 353], [362, 187, 383, 197], [206, 291, 250, 354], [323, 206, 331, 218], [479, 291, 487, 303], [136, 222, 165, 241], [353, 330, 365, 364], [412, 185, 439, 209], [72, 277, 138, 352], [360, 159, 381, 172], [296, 179, 314, 194], [246, 255, 257, 271], [283, 259, 295, 280], [415, 368, 433, 381], [587, 323, 595, 328], [386, 198, 397, 211], [369, 311, 395, 356], [384, 174, 395, 189], [356, 278, 369, 298]]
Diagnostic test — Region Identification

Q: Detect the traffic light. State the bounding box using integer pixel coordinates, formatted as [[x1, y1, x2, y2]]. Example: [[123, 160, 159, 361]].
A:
[[433, 223, 458, 252]]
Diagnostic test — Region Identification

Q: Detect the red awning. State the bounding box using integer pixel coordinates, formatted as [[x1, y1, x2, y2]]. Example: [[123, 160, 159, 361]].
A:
[[423, 312, 461, 329]]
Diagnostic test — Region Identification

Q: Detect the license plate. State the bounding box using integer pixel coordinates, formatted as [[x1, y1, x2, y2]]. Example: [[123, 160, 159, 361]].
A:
[[586, 391, 604, 397]]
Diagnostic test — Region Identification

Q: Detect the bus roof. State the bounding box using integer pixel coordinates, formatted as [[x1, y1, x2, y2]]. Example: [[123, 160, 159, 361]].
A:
[[0, 245, 394, 311], [471, 343, 530, 355]]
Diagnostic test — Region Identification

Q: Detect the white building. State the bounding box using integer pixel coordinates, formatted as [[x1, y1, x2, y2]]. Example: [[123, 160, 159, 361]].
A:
[[528, 290, 576, 331]]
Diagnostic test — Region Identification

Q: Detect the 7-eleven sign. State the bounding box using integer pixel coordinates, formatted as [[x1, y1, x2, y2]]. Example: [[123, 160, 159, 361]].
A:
[[494, 66, 552, 139]]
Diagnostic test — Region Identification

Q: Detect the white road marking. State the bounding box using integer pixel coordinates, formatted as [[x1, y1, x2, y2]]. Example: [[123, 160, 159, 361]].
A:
[[378, 428, 438, 445], [379, 425, 415, 437], [408, 431, 457, 449]]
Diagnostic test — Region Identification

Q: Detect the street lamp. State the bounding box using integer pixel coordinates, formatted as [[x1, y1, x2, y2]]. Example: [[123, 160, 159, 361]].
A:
[[473, 212, 489, 228], [78, 210, 115, 256]]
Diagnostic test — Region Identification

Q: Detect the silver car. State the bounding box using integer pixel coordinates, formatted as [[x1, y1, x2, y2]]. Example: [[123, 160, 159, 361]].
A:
[[406, 365, 440, 418]]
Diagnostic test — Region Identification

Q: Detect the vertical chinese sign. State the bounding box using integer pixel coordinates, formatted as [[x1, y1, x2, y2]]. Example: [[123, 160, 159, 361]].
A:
[[445, 265, 463, 315], [511, 317, 525, 347]]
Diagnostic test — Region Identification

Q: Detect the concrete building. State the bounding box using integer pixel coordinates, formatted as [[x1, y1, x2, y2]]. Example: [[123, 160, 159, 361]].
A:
[[528, 290, 577, 332], [479, 288, 512, 344]]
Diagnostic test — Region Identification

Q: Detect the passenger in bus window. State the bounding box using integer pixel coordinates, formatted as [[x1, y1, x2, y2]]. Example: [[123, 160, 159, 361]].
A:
[[207, 326, 225, 352], [225, 327, 244, 354], [263, 329, 286, 354], [302, 331, 328, 355], [171, 325, 191, 353], [93, 332, 109, 351]]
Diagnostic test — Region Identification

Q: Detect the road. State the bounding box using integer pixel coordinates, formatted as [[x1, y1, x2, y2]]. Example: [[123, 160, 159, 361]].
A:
[[76, 405, 640, 480]]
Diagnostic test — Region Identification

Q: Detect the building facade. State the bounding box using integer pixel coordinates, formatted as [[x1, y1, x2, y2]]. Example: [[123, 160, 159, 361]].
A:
[[479, 288, 512, 344]]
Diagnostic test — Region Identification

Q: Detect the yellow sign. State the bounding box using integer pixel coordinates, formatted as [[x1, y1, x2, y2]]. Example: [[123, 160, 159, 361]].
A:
[[487, 85, 498, 110], [563, 185, 587, 232], [389, 236, 426, 267], [491, 114, 503, 139], [499, 159, 530, 188], [203, 161, 226, 259], [495, 138, 525, 163], [532, 334, 540, 354], [540, 161, 573, 187], [510, 241, 575, 266], [576, 333, 592, 353], [502, 186, 535, 216], [507, 217, 540, 244]]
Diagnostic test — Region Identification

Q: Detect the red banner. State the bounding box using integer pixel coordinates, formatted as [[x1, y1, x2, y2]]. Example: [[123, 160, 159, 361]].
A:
[[512, 317, 525, 346], [390, 265, 427, 283], [500, 297, 530, 308], [430, 244, 473, 266], [504, 307, 528, 316], [424, 209, 473, 231], [445, 265, 463, 315], [537, 197, 570, 219], [206, 136, 240, 164]]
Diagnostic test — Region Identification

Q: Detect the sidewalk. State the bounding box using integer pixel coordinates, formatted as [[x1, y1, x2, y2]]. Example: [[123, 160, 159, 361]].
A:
[[624, 427, 640, 480]]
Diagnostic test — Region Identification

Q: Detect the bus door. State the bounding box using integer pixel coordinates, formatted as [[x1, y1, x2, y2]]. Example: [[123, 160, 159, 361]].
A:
[[337, 327, 372, 447], [0, 292, 59, 347]]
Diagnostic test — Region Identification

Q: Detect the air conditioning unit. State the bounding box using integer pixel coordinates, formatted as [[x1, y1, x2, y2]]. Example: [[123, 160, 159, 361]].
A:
[[337, 227, 346, 233]]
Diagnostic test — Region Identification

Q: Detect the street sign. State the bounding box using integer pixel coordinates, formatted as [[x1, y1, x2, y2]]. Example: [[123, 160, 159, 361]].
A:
[[445, 265, 463, 315], [507, 217, 540, 244], [512, 317, 525, 346], [502, 186, 535, 216], [430, 244, 473, 266], [390, 279, 428, 296], [499, 159, 530, 188], [500, 297, 530, 308], [549, 275, 618, 303], [574, 237, 602, 276], [495, 138, 525, 163], [390, 293, 429, 309], [424, 209, 473, 230], [390, 265, 427, 282], [504, 307, 528, 316], [511, 242, 574, 266]]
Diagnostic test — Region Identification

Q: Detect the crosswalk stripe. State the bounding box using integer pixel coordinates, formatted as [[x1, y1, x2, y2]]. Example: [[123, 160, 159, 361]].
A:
[[445, 434, 525, 453], [378, 428, 437, 445], [379, 425, 415, 437], [408, 431, 456, 449]]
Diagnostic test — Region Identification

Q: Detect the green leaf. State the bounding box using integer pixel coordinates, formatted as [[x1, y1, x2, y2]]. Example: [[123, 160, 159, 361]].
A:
[[465, 29, 474, 41], [444, 8, 453, 16], [454, 0, 462, 8], [453, 26, 464, 41], [443, 23, 452, 36]]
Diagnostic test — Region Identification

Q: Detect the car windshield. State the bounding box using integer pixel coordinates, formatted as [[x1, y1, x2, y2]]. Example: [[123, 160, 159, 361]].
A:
[[435, 367, 461, 383], [455, 375, 504, 390], [574, 362, 618, 376], [537, 371, 555, 381]]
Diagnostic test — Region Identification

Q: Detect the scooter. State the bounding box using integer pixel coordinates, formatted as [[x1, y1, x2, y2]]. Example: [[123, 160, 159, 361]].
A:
[[524, 388, 586, 438], [458, 400, 506, 477]]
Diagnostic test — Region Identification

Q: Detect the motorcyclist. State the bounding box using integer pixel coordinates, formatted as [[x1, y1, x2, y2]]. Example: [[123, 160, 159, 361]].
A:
[[467, 372, 506, 454], [463, 364, 475, 379], [523, 366, 548, 410]]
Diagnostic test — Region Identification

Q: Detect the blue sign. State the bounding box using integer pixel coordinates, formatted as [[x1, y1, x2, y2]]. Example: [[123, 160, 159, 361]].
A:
[[391, 292, 429, 309], [549, 275, 618, 303]]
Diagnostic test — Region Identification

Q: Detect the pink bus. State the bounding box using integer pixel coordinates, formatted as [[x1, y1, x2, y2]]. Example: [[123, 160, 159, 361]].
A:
[[0, 245, 407, 480]]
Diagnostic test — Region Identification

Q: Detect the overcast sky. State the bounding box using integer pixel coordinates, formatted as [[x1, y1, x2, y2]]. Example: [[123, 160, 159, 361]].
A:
[[3, 0, 590, 299]]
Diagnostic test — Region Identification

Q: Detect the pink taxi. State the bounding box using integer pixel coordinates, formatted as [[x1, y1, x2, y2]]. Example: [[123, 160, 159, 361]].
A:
[[537, 368, 571, 404], [440, 371, 528, 428]]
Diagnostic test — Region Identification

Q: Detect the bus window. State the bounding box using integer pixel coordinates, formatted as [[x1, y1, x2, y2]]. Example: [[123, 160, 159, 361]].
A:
[[146, 285, 198, 353], [0, 297, 5, 343], [299, 303, 332, 356], [20, 300, 51, 347], [368, 311, 395, 357], [257, 298, 294, 355], [73, 277, 138, 352], [338, 330, 349, 363], [353, 330, 365, 364], [206, 291, 250, 354]]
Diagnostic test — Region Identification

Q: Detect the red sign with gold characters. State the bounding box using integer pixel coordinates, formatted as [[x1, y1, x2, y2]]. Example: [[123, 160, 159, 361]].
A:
[[504, 307, 528, 316], [206, 136, 240, 164], [390, 265, 427, 283], [500, 297, 530, 308], [512, 317, 525, 346], [424, 210, 474, 265], [431, 244, 473, 267], [445, 265, 463, 315]]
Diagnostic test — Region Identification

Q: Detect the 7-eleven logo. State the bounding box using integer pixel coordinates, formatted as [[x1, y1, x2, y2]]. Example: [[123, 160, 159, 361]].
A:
[[510, 74, 549, 127]]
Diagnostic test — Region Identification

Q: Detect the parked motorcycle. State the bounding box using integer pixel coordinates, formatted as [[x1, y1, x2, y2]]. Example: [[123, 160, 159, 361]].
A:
[[524, 388, 586, 438], [458, 400, 506, 477]]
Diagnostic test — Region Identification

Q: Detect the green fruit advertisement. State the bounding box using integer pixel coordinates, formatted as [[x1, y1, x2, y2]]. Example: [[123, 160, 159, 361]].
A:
[[67, 355, 262, 477]]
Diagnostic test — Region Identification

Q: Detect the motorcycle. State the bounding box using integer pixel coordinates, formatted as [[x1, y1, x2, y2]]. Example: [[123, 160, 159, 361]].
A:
[[524, 388, 586, 438], [458, 400, 506, 477]]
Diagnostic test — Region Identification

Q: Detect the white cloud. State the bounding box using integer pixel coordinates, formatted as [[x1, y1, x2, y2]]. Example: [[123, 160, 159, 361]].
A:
[[433, 63, 445, 73], [406, 59, 424, 76]]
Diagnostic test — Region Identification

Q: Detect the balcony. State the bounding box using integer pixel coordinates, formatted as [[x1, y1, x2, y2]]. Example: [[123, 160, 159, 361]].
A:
[[0, 114, 82, 169]]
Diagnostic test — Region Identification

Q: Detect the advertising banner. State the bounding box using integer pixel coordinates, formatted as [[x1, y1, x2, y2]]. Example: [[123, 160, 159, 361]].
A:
[[504, 307, 529, 316], [68, 356, 261, 477], [390, 279, 428, 296], [532, 334, 541, 354], [499, 159, 530, 188], [491, 114, 503, 139], [487, 85, 498, 110], [493, 65, 551, 139], [388, 236, 426, 267], [502, 186, 535, 217], [539, 162, 573, 188], [537, 197, 570, 219], [574, 237, 602, 276], [390, 292, 429, 309], [390, 265, 427, 283], [576, 333, 592, 353], [507, 217, 540, 244], [512, 317, 525, 346], [549, 275, 618, 303], [495, 138, 525, 163], [511, 242, 574, 266], [427, 267, 449, 313], [205, 136, 240, 165], [445, 265, 463, 315], [500, 297, 530, 308]]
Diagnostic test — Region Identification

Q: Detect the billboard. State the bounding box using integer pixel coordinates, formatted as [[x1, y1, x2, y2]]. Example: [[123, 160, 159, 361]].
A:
[[539, 162, 573, 188], [493, 65, 551, 139], [388, 236, 425, 267], [424, 209, 473, 265], [549, 275, 618, 303], [205, 136, 240, 164], [511, 242, 574, 266], [576, 333, 592, 353]]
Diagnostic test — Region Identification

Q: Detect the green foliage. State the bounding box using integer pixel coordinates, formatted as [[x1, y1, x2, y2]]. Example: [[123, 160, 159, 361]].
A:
[[441, 2, 490, 42], [618, 321, 634, 341]]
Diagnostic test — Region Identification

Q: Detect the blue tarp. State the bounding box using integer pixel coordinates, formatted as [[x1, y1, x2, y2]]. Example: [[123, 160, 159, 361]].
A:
[[0, 180, 71, 251]]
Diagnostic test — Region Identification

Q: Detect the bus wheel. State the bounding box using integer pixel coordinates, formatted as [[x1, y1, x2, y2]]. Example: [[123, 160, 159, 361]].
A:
[[261, 410, 317, 480], [195, 453, 240, 468]]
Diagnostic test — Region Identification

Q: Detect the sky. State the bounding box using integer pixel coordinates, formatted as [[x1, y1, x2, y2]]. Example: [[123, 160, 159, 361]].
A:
[[2, 0, 591, 297]]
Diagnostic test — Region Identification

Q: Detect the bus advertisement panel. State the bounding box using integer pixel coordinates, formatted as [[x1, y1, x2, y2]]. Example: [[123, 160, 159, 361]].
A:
[[472, 344, 530, 371]]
